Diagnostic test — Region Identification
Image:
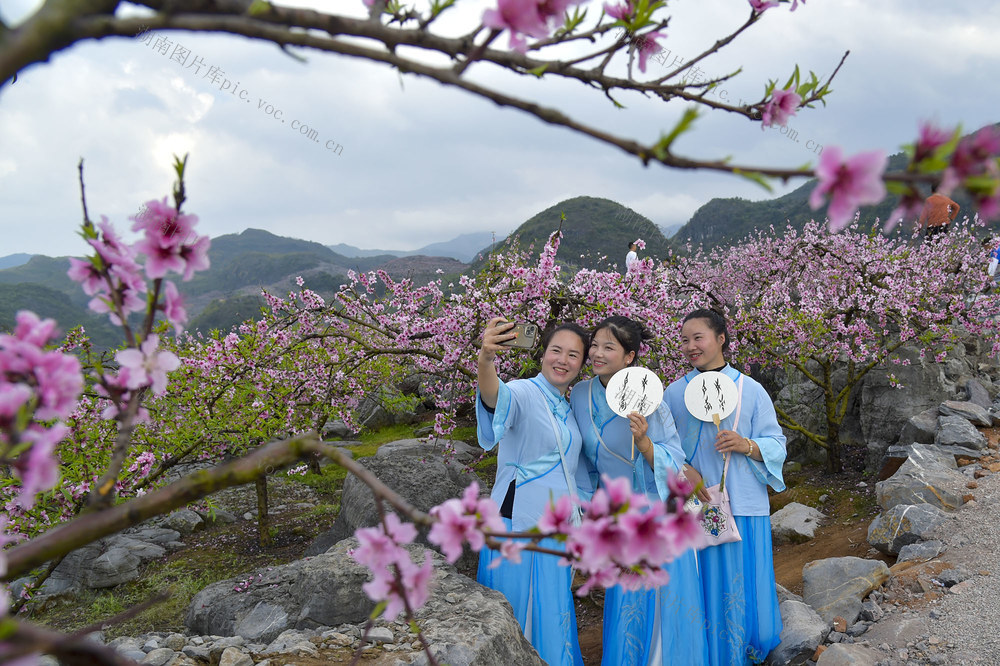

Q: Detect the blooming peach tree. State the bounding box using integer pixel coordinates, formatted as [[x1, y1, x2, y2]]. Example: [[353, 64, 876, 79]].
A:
[[675, 217, 1000, 472]]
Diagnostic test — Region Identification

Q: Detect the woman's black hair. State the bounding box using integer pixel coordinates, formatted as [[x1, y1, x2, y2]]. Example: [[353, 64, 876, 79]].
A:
[[541, 322, 590, 361], [682, 308, 730, 353], [591, 316, 652, 366]]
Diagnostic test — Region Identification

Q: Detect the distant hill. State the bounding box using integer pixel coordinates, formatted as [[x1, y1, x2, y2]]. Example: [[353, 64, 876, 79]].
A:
[[675, 127, 1000, 248], [0, 253, 33, 270], [660, 223, 684, 239], [328, 243, 406, 259], [0, 283, 122, 348], [472, 196, 672, 272], [0, 228, 470, 340], [328, 231, 496, 263]]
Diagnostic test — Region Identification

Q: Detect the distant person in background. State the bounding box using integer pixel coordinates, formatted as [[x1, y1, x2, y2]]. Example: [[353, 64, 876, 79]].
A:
[[625, 241, 639, 274], [918, 192, 960, 237], [988, 237, 1000, 285]]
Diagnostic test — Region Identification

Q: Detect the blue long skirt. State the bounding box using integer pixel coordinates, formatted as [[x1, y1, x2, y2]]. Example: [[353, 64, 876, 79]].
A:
[[477, 518, 584, 666], [697, 515, 782, 665], [602, 547, 709, 665]]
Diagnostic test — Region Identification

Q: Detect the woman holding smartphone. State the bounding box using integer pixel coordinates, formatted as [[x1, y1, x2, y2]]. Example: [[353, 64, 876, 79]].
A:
[[570, 316, 708, 665], [476, 317, 588, 666], [664, 309, 786, 665]]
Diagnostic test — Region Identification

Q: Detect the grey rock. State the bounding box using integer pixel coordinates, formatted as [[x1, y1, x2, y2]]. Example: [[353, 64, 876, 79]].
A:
[[87, 546, 142, 588], [867, 504, 947, 555], [875, 455, 967, 512], [164, 509, 204, 535], [234, 602, 289, 642], [896, 408, 938, 446], [881, 442, 957, 474], [935, 415, 987, 450], [815, 643, 882, 665], [122, 650, 148, 662], [142, 637, 160, 652], [939, 400, 993, 427], [357, 389, 398, 430], [965, 379, 993, 410], [860, 350, 951, 473], [188, 539, 539, 666], [181, 646, 211, 660], [128, 527, 182, 545], [393, 569, 545, 666], [218, 647, 254, 666], [771, 502, 827, 545], [109, 637, 144, 653], [323, 419, 355, 439], [776, 583, 803, 604], [197, 508, 238, 526], [802, 557, 890, 624], [827, 631, 844, 643], [896, 540, 944, 563], [140, 648, 176, 666], [936, 566, 970, 587], [367, 627, 395, 644], [209, 636, 247, 661], [242, 512, 254, 521], [765, 600, 830, 665], [847, 622, 869, 637], [162, 633, 187, 651], [305, 438, 481, 567]]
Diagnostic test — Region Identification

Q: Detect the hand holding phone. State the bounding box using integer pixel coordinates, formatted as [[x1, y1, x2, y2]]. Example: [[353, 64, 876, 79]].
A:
[[499, 322, 539, 349]]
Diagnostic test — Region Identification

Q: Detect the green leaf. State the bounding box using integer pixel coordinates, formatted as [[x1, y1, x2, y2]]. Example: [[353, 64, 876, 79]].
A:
[[733, 169, 774, 193], [429, 0, 455, 19], [527, 64, 548, 78], [247, 0, 271, 16], [651, 107, 699, 159], [370, 600, 388, 620]]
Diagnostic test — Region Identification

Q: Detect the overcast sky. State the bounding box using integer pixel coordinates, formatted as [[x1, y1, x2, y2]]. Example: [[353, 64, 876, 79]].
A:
[[2, 0, 999, 257]]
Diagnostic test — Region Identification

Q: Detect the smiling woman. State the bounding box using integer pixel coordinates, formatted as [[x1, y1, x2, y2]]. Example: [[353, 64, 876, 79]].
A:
[[474, 316, 589, 666]]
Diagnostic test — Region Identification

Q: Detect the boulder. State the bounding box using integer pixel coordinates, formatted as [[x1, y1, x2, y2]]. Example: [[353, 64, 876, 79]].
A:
[[323, 419, 356, 439], [765, 600, 830, 666], [935, 415, 987, 450], [866, 504, 947, 555], [770, 503, 826, 545], [965, 379, 993, 411], [304, 438, 481, 567], [878, 441, 958, 481], [44, 531, 172, 593], [776, 583, 802, 604], [815, 643, 881, 665], [802, 557, 890, 624], [875, 455, 967, 512], [895, 407, 938, 446], [188, 539, 543, 665], [896, 540, 944, 563], [164, 509, 205, 535], [859, 349, 952, 472], [939, 400, 993, 427]]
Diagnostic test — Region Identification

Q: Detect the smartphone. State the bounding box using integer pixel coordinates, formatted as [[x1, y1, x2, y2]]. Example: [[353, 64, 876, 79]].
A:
[[500, 322, 539, 349]]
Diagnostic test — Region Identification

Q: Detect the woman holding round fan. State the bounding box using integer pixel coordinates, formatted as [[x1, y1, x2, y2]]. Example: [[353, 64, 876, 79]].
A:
[[570, 315, 709, 665], [664, 308, 787, 665]]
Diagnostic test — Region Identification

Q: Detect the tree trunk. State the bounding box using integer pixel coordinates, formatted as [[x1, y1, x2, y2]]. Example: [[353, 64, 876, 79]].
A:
[[256, 476, 271, 547], [825, 416, 843, 474]]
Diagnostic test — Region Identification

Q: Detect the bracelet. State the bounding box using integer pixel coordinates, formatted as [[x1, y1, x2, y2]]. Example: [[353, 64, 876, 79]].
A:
[[745, 438, 755, 457]]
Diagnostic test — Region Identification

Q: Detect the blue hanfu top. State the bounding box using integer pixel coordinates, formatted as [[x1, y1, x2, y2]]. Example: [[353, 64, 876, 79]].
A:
[[476, 374, 583, 531], [569, 376, 684, 501], [664, 365, 787, 516]]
